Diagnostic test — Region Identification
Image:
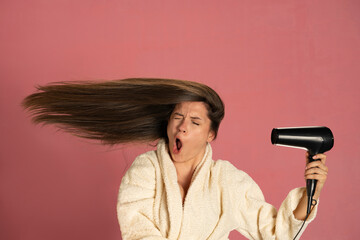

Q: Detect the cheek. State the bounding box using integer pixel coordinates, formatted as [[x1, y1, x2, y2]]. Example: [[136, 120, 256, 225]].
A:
[[167, 121, 175, 136], [166, 123, 171, 137], [194, 128, 210, 140]]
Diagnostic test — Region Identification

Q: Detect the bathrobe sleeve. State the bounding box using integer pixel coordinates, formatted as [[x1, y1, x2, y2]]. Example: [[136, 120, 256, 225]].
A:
[[225, 162, 318, 240], [117, 154, 168, 240]]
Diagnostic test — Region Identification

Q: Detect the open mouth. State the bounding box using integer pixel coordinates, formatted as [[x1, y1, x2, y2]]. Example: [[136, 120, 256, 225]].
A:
[[176, 138, 182, 151], [173, 138, 182, 154]]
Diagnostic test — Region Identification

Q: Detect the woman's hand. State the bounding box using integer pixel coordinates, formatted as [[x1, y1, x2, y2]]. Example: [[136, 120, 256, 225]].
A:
[[304, 153, 328, 199], [293, 153, 329, 220]]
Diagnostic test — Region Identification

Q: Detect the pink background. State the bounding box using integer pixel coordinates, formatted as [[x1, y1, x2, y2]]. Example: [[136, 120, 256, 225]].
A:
[[1, 0, 359, 239]]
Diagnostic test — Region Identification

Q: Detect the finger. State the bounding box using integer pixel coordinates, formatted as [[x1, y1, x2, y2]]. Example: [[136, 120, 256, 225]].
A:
[[312, 154, 327, 164], [305, 167, 328, 176], [305, 167, 328, 183], [305, 173, 328, 181], [305, 168, 328, 177], [306, 161, 328, 172]]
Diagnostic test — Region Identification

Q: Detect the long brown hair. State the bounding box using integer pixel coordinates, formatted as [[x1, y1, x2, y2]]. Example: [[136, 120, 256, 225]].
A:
[[22, 78, 225, 145]]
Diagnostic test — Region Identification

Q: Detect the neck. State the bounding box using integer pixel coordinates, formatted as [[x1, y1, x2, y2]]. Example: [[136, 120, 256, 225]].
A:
[[172, 147, 206, 175], [173, 148, 206, 191], [174, 161, 198, 180]]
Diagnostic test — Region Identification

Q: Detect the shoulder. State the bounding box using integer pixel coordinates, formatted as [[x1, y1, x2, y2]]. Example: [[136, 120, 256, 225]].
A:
[[118, 150, 160, 207], [211, 159, 252, 182], [131, 149, 158, 168], [211, 159, 264, 199], [120, 149, 159, 185]]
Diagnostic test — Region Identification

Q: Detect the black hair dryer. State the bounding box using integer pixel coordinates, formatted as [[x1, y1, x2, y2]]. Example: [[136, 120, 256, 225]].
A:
[[271, 126, 334, 215]]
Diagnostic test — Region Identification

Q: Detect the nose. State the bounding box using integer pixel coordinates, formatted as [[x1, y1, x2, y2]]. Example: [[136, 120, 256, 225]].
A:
[[178, 119, 187, 133]]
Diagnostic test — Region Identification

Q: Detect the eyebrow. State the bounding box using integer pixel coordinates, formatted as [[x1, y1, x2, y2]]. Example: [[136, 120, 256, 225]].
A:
[[174, 112, 202, 120]]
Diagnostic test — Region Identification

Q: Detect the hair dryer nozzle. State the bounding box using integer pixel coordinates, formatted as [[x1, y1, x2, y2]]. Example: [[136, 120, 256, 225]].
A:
[[271, 126, 334, 155]]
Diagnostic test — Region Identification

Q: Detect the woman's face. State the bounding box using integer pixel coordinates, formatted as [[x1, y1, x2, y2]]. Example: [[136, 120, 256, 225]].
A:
[[167, 101, 215, 165]]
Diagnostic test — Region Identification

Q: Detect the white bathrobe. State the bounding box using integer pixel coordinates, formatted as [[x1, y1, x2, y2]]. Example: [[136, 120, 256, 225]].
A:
[[117, 139, 317, 240]]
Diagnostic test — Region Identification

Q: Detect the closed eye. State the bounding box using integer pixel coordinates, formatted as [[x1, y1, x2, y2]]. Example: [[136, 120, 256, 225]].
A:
[[192, 121, 200, 125], [173, 113, 184, 120]]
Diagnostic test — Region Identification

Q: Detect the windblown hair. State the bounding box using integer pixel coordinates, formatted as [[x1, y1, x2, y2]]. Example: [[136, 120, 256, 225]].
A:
[[22, 78, 225, 145]]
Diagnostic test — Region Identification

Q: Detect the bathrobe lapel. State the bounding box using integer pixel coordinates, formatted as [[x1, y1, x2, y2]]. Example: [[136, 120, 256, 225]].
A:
[[157, 140, 213, 240], [178, 143, 212, 239], [157, 141, 183, 239]]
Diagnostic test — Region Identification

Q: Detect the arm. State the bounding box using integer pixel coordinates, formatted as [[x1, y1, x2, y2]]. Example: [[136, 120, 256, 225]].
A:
[[228, 165, 319, 239], [293, 153, 328, 220], [117, 154, 168, 240]]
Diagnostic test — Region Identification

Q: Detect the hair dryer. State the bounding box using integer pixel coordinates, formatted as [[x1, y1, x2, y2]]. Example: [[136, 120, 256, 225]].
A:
[[271, 126, 334, 215]]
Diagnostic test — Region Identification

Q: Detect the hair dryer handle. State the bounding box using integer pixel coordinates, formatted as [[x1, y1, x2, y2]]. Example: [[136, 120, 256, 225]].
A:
[[306, 179, 317, 199], [306, 154, 320, 215]]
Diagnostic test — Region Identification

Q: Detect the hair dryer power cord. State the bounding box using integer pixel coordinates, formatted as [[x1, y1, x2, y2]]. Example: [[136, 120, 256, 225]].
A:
[[293, 198, 318, 240]]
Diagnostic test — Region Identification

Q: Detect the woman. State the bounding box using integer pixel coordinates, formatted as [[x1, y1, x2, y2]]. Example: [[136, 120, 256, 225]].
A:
[[23, 78, 328, 240]]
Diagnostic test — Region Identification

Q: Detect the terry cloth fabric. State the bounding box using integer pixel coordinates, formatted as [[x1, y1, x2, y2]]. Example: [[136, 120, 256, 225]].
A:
[[117, 139, 317, 240]]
